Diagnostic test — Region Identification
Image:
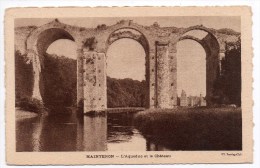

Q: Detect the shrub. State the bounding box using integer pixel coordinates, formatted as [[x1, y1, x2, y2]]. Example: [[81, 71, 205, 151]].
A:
[[19, 97, 47, 114]]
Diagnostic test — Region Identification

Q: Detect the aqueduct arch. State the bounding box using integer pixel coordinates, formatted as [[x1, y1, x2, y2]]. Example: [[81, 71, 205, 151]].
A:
[[177, 28, 221, 104], [25, 20, 81, 103], [15, 19, 240, 113], [105, 28, 150, 108]]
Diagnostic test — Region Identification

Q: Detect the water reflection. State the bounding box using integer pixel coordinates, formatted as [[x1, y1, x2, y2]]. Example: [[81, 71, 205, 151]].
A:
[[146, 139, 172, 151], [16, 108, 242, 151], [107, 113, 146, 151], [77, 115, 107, 151], [16, 113, 79, 151], [16, 116, 45, 152], [16, 110, 148, 151]]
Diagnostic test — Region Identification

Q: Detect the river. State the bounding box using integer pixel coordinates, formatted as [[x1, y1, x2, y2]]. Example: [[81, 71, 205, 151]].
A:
[[16, 109, 171, 151]]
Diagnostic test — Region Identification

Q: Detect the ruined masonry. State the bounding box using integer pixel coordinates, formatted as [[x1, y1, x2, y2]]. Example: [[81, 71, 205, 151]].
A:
[[15, 19, 240, 113]]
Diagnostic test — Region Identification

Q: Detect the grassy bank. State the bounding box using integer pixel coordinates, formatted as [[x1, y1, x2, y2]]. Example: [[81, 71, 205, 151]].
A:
[[134, 107, 242, 150]]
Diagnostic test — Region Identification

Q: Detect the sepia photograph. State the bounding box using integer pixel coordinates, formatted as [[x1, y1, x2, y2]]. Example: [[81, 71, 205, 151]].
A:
[[5, 7, 253, 164], [14, 16, 242, 152]]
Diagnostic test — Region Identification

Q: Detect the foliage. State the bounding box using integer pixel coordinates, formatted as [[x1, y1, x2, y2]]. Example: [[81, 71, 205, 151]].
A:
[[18, 97, 47, 113], [152, 22, 160, 28], [83, 37, 97, 50], [42, 54, 147, 108], [42, 53, 77, 107], [15, 50, 34, 102], [107, 76, 147, 108], [15, 51, 44, 113], [134, 107, 242, 150], [217, 28, 240, 36], [96, 24, 107, 30], [213, 38, 241, 106]]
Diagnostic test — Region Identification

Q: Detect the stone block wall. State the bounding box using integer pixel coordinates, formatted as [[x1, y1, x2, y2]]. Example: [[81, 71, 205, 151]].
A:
[[149, 50, 156, 108], [156, 42, 171, 108], [168, 44, 177, 107], [76, 49, 84, 105], [83, 51, 107, 113]]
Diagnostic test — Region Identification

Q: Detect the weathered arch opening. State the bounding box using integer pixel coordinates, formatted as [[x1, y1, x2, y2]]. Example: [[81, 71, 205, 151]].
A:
[[36, 28, 75, 60], [36, 28, 77, 109], [177, 39, 206, 106], [177, 29, 220, 106], [47, 39, 77, 59], [106, 28, 150, 108], [106, 28, 149, 55]]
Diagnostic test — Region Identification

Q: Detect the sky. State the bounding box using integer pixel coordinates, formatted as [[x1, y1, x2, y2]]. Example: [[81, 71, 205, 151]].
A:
[[16, 17, 240, 96], [15, 17, 241, 32]]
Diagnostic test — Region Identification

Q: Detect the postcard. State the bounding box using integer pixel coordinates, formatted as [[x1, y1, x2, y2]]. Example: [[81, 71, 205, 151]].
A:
[[5, 6, 253, 165]]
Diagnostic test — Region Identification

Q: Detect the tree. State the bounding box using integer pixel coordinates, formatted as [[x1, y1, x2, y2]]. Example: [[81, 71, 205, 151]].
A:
[[15, 50, 34, 103], [107, 77, 147, 108], [213, 38, 241, 106]]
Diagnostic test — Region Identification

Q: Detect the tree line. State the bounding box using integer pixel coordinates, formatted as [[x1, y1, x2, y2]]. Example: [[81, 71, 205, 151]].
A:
[[15, 52, 147, 108]]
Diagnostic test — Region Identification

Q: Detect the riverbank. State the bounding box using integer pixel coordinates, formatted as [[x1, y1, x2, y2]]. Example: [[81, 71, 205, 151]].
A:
[[16, 108, 38, 121], [106, 107, 145, 113], [133, 107, 242, 150]]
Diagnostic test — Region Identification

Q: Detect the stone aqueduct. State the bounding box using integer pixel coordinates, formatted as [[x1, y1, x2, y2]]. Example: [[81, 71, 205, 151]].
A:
[[15, 19, 240, 113]]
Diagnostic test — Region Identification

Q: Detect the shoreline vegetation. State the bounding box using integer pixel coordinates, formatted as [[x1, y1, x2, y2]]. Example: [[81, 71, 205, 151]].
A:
[[16, 108, 38, 120], [16, 97, 48, 114], [133, 107, 242, 150]]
